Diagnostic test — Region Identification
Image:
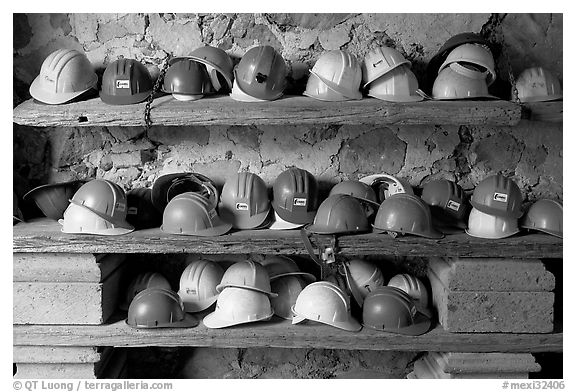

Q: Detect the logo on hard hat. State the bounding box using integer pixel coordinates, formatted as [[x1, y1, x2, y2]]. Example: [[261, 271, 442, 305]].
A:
[[127, 206, 138, 215], [493, 192, 508, 203], [116, 202, 126, 211], [236, 203, 249, 211], [446, 200, 461, 211], [293, 198, 307, 207], [116, 80, 130, 89]]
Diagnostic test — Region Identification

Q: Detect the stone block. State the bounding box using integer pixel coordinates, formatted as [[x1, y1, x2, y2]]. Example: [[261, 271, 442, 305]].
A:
[[13, 253, 125, 283], [148, 126, 210, 146], [429, 270, 554, 333], [428, 352, 541, 374], [428, 257, 555, 292], [110, 150, 153, 169], [13, 346, 103, 364], [13, 263, 124, 324], [319, 24, 352, 50], [146, 13, 203, 57], [414, 356, 529, 379]]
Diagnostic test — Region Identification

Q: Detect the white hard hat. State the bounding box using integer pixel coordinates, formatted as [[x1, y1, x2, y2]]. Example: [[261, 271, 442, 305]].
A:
[[178, 259, 225, 313], [466, 207, 520, 239], [311, 50, 362, 100], [202, 287, 273, 328]]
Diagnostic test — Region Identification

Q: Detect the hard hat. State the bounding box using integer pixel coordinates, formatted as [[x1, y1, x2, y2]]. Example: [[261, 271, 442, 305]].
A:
[[372, 193, 444, 239], [218, 172, 271, 230], [328, 180, 379, 207], [13, 192, 24, 224], [341, 259, 384, 298], [439, 43, 496, 86], [466, 207, 519, 239], [186, 45, 234, 91], [362, 286, 431, 336], [230, 78, 270, 102], [59, 179, 134, 235], [311, 50, 362, 100], [161, 192, 232, 236], [119, 272, 171, 311], [359, 173, 414, 204], [305, 194, 370, 235], [368, 64, 424, 102], [268, 210, 306, 230], [470, 173, 523, 218], [100, 58, 153, 105], [233, 45, 286, 101], [519, 199, 562, 238], [387, 273, 430, 317], [427, 32, 491, 84], [303, 72, 350, 102], [178, 259, 225, 313], [23, 180, 84, 220], [29, 48, 97, 105], [421, 179, 469, 229], [126, 187, 162, 230], [151, 172, 219, 213], [271, 167, 320, 225], [203, 287, 274, 329], [515, 67, 562, 103], [362, 46, 411, 88], [126, 288, 198, 328], [292, 281, 361, 331], [162, 59, 213, 101], [216, 260, 277, 297], [433, 63, 496, 100], [258, 255, 316, 282], [270, 276, 308, 320]]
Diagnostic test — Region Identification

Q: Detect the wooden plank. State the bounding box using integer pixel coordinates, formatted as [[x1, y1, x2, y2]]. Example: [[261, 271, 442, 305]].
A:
[[13, 253, 125, 282], [13, 264, 124, 324], [12, 317, 563, 353], [521, 101, 563, 122], [12, 96, 522, 127], [13, 346, 101, 363], [13, 218, 562, 258]]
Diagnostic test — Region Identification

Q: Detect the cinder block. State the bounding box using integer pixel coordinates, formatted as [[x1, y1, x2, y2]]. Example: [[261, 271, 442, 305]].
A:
[[13, 253, 125, 282], [13, 346, 102, 363], [428, 352, 541, 374], [428, 257, 555, 292], [414, 356, 530, 379], [13, 264, 124, 324], [429, 270, 554, 333]]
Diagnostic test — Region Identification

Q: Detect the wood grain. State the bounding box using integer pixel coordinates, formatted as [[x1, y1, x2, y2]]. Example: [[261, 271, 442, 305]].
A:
[[13, 316, 562, 353], [13, 95, 522, 127], [13, 218, 563, 258]]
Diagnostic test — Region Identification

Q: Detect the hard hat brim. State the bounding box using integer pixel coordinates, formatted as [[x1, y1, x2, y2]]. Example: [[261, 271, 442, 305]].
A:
[[465, 228, 520, 239], [173, 56, 233, 91], [268, 211, 306, 230], [310, 71, 362, 100], [125, 313, 199, 329], [362, 60, 412, 88], [304, 223, 370, 235], [100, 90, 152, 105], [23, 181, 84, 220], [432, 94, 499, 101], [271, 201, 317, 225], [270, 272, 317, 283], [469, 201, 524, 219], [160, 220, 232, 237], [151, 172, 218, 212], [368, 93, 424, 103], [202, 309, 273, 329], [518, 94, 563, 103], [180, 294, 219, 313], [59, 219, 135, 236], [519, 225, 562, 239], [291, 306, 362, 332], [29, 75, 97, 105], [362, 310, 431, 336], [230, 78, 282, 102], [219, 206, 272, 230]]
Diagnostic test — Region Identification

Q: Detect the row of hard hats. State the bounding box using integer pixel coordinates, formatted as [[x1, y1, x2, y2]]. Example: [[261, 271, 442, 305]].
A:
[[21, 171, 562, 240], [30, 40, 562, 106], [124, 255, 432, 335], [427, 32, 562, 102]]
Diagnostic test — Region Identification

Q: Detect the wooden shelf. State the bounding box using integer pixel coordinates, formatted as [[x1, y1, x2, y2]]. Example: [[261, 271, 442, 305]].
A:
[[13, 314, 562, 353], [521, 101, 563, 122], [12, 95, 522, 127], [13, 219, 562, 258]]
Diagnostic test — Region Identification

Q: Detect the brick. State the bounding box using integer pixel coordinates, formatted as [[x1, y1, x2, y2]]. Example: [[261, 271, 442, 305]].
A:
[[13, 264, 124, 325], [13, 253, 125, 282], [13, 346, 103, 363], [428, 257, 555, 292], [429, 270, 554, 333], [429, 352, 541, 374]]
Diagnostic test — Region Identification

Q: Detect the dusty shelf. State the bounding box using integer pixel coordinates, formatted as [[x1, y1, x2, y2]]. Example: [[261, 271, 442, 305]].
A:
[[13, 219, 562, 258], [13, 315, 562, 353], [13, 95, 523, 127]]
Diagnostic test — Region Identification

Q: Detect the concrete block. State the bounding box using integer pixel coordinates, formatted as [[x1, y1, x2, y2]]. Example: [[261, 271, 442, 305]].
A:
[[428, 257, 555, 292], [429, 352, 541, 374], [13, 264, 124, 324], [414, 356, 529, 379], [429, 270, 554, 333], [13, 346, 102, 363], [13, 253, 125, 282]]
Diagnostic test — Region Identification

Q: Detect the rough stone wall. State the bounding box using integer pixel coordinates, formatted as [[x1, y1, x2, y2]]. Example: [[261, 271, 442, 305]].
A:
[[12, 13, 563, 378]]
